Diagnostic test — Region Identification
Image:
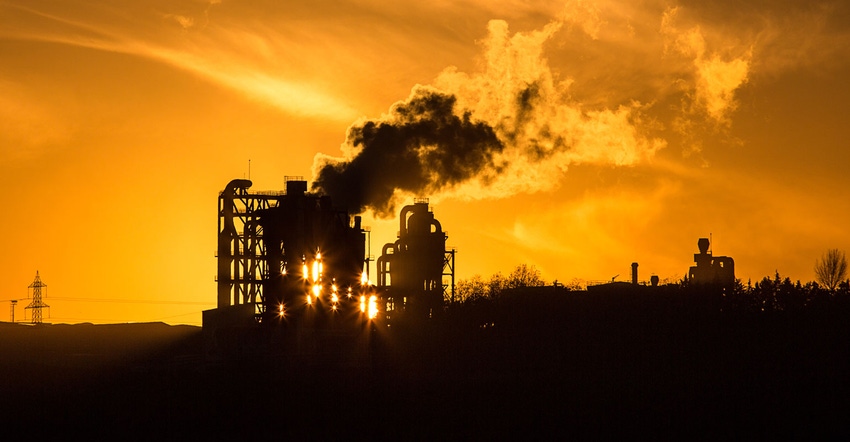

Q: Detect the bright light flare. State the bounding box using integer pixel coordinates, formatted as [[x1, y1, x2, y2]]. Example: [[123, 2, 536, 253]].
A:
[[312, 284, 321, 298], [368, 295, 378, 320], [360, 272, 369, 286], [311, 260, 320, 282], [359, 295, 366, 313], [277, 303, 286, 318], [306, 294, 313, 305]]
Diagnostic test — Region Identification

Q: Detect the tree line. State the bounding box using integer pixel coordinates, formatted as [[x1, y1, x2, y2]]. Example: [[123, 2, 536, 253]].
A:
[[450, 249, 850, 315]]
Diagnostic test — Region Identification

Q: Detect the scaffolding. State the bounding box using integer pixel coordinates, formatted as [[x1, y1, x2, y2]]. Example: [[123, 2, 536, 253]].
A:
[[217, 179, 280, 319]]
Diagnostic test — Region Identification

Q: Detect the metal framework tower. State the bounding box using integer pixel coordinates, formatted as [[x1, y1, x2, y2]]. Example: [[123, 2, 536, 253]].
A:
[[25, 271, 49, 324], [443, 248, 456, 303], [10, 300, 17, 323], [217, 179, 278, 317], [216, 177, 367, 323]]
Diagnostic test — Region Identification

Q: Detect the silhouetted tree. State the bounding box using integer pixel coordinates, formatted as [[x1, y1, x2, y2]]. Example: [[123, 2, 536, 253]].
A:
[[488, 272, 504, 293], [565, 278, 585, 291], [455, 274, 489, 303], [506, 264, 545, 289], [814, 249, 847, 292], [455, 264, 546, 304]]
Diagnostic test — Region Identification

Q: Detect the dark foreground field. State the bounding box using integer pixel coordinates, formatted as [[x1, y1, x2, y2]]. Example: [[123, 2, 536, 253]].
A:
[[2, 292, 850, 439]]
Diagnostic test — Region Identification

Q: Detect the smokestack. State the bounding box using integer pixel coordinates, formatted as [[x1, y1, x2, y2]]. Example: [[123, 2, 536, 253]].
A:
[[631, 262, 638, 285]]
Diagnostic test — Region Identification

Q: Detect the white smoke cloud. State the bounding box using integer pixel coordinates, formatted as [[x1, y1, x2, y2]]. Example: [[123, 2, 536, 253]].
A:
[[433, 17, 665, 201], [661, 6, 751, 124]]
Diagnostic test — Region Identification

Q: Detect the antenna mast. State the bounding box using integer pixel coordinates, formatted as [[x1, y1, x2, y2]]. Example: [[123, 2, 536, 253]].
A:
[[25, 271, 49, 324]]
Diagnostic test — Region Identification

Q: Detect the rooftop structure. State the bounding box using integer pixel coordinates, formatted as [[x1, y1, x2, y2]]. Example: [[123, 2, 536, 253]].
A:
[[688, 237, 735, 287]]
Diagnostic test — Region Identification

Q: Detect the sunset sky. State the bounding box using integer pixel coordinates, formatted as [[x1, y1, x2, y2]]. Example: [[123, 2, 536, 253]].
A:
[[1, 0, 849, 325]]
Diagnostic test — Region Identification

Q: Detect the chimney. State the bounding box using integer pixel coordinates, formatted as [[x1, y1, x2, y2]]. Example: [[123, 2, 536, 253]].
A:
[[631, 262, 638, 285]]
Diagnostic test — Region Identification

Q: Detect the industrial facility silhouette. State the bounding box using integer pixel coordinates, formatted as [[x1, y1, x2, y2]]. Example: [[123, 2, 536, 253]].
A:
[[202, 176, 738, 359], [204, 177, 457, 357], [7, 177, 850, 441]]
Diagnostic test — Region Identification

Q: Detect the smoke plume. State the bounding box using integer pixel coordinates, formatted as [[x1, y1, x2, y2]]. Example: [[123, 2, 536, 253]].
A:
[[312, 3, 759, 215], [311, 86, 504, 215]]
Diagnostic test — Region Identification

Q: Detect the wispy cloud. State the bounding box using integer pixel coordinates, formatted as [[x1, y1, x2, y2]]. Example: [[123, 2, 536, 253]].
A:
[[0, 79, 73, 159], [661, 6, 751, 124], [0, 2, 359, 121]]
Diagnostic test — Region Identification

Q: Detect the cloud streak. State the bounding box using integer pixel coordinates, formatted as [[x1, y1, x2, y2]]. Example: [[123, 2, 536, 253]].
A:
[[0, 2, 359, 121]]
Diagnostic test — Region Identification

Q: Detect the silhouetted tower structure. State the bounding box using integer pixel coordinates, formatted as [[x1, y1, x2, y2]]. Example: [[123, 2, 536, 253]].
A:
[[213, 177, 366, 324], [377, 199, 455, 321], [688, 237, 735, 288], [25, 271, 49, 324], [10, 300, 17, 323]]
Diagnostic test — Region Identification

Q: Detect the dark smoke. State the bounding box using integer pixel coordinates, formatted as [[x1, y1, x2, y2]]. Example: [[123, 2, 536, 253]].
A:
[[312, 86, 504, 216]]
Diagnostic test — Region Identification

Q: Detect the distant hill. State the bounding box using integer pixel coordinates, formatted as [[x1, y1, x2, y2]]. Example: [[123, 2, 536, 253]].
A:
[[0, 322, 201, 361]]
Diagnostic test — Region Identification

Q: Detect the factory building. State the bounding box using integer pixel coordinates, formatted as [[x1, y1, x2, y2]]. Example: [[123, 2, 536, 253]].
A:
[[204, 178, 455, 344], [688, 237, 735, 288], [377, 199, 455, 321], [205, 177, 369, 332]]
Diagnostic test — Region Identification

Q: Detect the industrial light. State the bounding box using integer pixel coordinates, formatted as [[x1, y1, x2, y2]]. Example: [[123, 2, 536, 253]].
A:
[[311, 260, 320, 282], [367, 295, 378, 320]]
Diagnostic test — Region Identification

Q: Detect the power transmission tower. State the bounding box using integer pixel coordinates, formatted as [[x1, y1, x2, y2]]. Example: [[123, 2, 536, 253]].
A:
[[10, 300, 17, 323], [25, 271, 49, 324]]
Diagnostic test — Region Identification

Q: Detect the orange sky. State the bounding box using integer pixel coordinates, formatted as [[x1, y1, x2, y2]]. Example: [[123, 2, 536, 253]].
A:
[[1, 0, 849, 325]]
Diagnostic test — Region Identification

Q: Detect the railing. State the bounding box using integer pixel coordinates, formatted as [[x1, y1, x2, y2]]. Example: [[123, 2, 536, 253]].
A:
[[218, 190, 286, 197]]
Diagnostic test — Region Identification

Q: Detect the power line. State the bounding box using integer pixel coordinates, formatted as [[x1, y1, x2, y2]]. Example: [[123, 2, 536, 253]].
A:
[[49, 296, 214, 306]]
